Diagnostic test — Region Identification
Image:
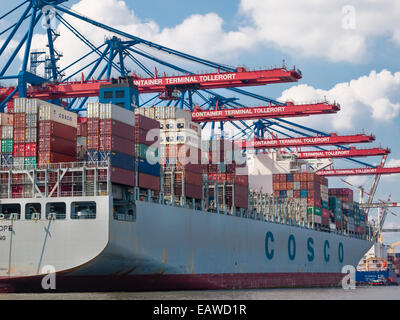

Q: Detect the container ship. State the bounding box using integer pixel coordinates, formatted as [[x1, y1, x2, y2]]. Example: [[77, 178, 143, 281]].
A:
[[0, 90, 375, 292]]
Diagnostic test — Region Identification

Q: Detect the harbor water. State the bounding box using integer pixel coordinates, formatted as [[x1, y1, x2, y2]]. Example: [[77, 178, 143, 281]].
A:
[[2, 286, 400, 300]]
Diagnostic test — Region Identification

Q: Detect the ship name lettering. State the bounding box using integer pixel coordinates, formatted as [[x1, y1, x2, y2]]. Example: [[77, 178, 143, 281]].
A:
[[0, 225, 12, 232]]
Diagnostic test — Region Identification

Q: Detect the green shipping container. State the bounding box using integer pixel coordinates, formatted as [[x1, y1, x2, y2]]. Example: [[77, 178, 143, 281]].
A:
[[135, 143, 159, 161], [321, 200, 329, 210], [307, 207, 322, 216], [1, 139, 13, 153], [24, 156, 37, 169]]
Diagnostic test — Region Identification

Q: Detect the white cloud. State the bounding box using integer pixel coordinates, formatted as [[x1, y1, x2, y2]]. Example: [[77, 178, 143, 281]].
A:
[[239, 0, 400, 62], [28, 0, 256, 79], [278, 70, 400, 131]]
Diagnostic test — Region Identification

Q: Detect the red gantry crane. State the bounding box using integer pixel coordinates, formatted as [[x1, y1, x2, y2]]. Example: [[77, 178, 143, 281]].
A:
[[190, 101, 340, 122], [236, 133, 376, 149], [0, 67, 302, 102], [296, 147, 391, 159]]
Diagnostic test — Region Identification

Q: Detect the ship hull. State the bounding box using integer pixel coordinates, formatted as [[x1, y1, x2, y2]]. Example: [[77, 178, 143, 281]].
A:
[[0, 198, 373, 292]]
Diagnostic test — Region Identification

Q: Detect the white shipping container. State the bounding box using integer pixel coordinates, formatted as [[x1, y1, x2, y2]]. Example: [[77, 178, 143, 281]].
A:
[[293, 181, 300, 190], [165, 120, 175, 131], [1, 126, 13, 139], [25, 128, 37, 143], [25, 98, 44, 114], [13, 157, 25, 168], [176, 119, 201, 136], [99, 103, 135, 126], [159, 120, 166, 130], [287, 190, 294, 198], [321, 193, 329, 202], [39, 104, 78, 128], [87, 102, 100, 118], [0, 113, 13, 126], [320, 184, 328, 194], [330, 223, 336, 231], [314, 215, 322, 224], [13, 98, 26, 113]]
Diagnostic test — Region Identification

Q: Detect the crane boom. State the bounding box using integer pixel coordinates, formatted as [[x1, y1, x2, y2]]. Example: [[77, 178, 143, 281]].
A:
[[296, 147, 390, 159], [0, 67, 302, 102], [237, 133, 375, 149], [191, 101, 340, 122], [359, 202, 400, 208], [317, 166, 400, 176]]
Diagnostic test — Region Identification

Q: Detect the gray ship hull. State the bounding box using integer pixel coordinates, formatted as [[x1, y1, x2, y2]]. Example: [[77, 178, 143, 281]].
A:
[[0, 196, 373, 292]]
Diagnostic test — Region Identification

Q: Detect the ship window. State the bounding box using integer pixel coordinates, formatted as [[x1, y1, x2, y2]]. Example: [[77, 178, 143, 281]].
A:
[[0, 203, 21, 220], [25, 203, 41, 220], [103, 91, 113, 99], [71, 201, 96, 219], [115, 90, 125, 98], [177, 122, 185, 129], [46, 202, 66, 220]]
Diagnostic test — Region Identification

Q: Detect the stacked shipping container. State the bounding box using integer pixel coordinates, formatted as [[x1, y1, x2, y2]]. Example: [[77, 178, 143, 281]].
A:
[[134, 113, 161, 191], [273, 172, 328, 226], [38, 103, 77, 164], [327, 188, 366, 235], [0, 113, 13, 167], [86, 102, 136, 186]]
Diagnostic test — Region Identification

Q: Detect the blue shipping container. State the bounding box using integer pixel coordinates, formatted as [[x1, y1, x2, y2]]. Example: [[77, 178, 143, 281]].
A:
[[1, 154, 13, 167], [100, 151, 135, 171], [86, 150, 100, 165], [300, 190, 307, 198], [279, 190, 287, 198], [321, 200, 329, 210], [286, 174, 293, 182], [137, 158, 160, 177]]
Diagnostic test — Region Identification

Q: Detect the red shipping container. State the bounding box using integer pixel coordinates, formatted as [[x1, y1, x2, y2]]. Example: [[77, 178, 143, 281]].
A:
[[39, 121, 77, 139], [185, 183, 202, 199], [234, 184, 248, 208], [336, 220, 342, 230], [13, 143, 25, 157], [25, 143, 37, 157], [38, 136, 76, 156], [87, 135, 99, 150], [135, 114, 160, 131], [272, 174, 279, 183], [13, 113, 25, 128], [184, 170, 202, 186], [274, 190, 280, 197], [138, 172, 160, 191], [322, 216, 329, 226], [13, 128, 25, 143], [322, 209, 330, 218], [77, 122, 88, 137], [38, 151, 76, 164], [287, 182, 294, 190], [294, 190, 301, 198], [88, 118, 99, 134], [109, 167, 135, 187], [99, 135, 135, 156], [12, 185, 23, 198], [78, 117, 87, 124], [99, 119, 134, 140]]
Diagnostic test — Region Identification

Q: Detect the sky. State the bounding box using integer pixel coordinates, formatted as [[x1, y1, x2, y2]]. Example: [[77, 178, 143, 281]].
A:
[[1, 0, 400, 247]]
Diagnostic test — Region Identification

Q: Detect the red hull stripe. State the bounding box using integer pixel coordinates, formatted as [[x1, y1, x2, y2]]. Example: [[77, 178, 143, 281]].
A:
[[0, 272, 346, 293]]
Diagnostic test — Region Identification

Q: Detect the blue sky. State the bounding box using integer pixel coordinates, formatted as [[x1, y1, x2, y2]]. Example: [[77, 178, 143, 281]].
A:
[[1, 0, 400, 246]]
